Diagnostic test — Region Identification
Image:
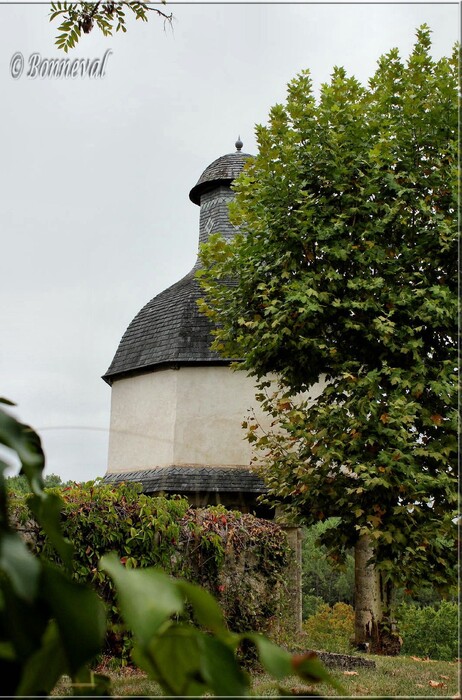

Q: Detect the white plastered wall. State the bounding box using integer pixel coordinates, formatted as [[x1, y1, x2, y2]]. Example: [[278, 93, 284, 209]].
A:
[[107, 366, 267, 473], [107, 370, 177, 473], [173, 366, 262, 467], [107, 365, 327, 474]]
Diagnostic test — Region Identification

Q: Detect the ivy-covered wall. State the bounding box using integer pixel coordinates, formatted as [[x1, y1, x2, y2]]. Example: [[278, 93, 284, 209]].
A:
[[10, 481, 291, 656]]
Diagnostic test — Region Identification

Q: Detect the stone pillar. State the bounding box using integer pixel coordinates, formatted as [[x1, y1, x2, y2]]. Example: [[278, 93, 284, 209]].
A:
[[279, 524, 303, 633]]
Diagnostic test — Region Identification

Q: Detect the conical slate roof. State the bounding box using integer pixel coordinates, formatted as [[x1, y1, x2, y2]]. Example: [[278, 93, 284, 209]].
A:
[[102, 270, 233, 384], [103, 142, 251, 385]]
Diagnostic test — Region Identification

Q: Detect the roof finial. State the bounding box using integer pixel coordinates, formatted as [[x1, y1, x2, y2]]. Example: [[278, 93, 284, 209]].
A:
[[235, 136, 243, 152]]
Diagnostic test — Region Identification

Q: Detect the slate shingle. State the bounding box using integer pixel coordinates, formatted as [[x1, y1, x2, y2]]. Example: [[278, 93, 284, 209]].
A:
[[189, 151, 253, 206], [103, 466, 267, 494], [102, 271, 239, 384]]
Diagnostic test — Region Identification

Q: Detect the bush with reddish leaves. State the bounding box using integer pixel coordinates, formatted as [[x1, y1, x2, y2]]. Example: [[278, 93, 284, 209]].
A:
[[12, 480, 290, 660]]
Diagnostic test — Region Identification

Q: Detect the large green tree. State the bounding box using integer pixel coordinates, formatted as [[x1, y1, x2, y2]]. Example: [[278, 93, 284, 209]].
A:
[[198, 27, 459, 652]]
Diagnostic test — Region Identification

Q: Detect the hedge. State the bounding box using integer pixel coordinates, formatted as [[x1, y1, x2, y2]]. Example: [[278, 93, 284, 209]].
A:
[[11, 480, 290, 659]]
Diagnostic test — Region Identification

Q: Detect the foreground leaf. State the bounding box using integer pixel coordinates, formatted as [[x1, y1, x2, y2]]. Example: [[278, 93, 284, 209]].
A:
[[245, 633, 292, 679], [245, 633, 345, 694], [40, 564, 106, 675], [176, 579, 227, 635], [16, 620, 66, 696], [199, 634, 250, 696], [28, 492, 73, 570], [139, 625, 206, 695], [0, 410, 44, 481], [100, 553, 183, 645], [0, 531, 40, 601]]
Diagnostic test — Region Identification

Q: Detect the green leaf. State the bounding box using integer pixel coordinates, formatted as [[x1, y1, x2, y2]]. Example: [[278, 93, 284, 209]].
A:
[[244, 633, 345, 693], [140, 625, 205, 695], [0, 531, 40, 601], [0, 641, 16, 661], [40, 564, 106, 675], [292, 651, 346, 693], [16, 620, 67, 696], [199, 634, 250, 696], [0, 397, 16, 407], [0, 408, 44, 487], [176, 579, 227, 635], [100, 553, 183, 645], [244, 633, 292, 679], [28, 492, 73, 570]]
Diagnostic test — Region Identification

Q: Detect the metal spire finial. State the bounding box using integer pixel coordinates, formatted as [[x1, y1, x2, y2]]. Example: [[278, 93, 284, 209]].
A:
[[235, 136, 243, 152]]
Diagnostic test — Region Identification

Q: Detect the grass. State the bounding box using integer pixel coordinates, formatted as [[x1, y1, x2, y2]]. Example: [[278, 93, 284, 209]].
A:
[[52, 655, 460, 697], [252, 656, 461, 697]]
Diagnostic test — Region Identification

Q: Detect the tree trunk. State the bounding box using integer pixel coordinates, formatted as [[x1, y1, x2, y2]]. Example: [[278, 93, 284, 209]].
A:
[[354, 536, 401, 655], [354, 535, 382, 651]]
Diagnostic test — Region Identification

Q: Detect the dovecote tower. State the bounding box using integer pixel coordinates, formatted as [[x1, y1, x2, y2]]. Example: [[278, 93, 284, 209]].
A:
[[103, 140, 272, 516]]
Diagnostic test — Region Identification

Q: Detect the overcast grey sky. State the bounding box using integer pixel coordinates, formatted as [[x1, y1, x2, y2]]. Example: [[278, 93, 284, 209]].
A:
[[1, 2, 458, 482]]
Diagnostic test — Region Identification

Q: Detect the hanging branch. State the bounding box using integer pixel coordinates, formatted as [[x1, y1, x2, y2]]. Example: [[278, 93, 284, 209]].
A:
[[49, 1, 173, 52]]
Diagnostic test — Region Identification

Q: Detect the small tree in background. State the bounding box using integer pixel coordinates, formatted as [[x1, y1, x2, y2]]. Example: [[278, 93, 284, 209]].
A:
[[301, 520, 355, 615], [6, 472, 66, 494], [199, 26, 458, 653]]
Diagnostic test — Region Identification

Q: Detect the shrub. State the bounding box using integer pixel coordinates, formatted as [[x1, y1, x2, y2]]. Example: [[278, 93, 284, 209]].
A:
[[181, 507, 291, 633], [303, 602, 354, 654], [397, 601, 459, 661], [302, 594, 325, 619], [12, 481, 291, 658]]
